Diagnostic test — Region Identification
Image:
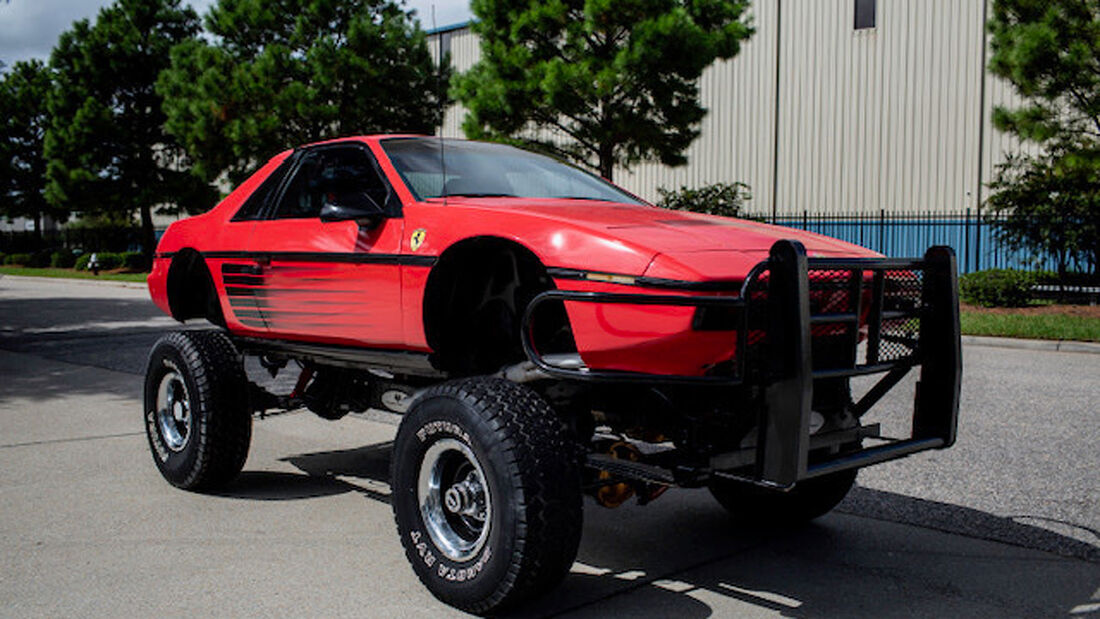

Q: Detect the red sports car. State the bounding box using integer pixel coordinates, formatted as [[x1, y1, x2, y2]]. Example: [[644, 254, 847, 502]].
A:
[[144, 135, 960, 614]]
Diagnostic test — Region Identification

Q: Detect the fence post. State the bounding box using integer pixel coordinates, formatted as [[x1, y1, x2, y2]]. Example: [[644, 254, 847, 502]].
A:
[[878, 209, 885, 254], [964, 207, 971, 274], [975, 204, 982, 272]]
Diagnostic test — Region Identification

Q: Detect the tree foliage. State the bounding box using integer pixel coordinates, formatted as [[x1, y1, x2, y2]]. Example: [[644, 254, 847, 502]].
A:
[[454, 0, 753, 181], [656, 182, 752, 218], [987, 150, 1098, 275], [45, 0, 213, 260], [987, 0, 1099, 276], [0, 60, 64, 235], [159, 0, 447, 185]]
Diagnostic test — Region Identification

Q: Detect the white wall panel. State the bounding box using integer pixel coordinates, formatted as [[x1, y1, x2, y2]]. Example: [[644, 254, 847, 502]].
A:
[[774, 0, 987, 216]]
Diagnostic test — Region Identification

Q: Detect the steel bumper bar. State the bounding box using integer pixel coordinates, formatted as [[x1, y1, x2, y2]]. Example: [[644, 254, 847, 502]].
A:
[[523, 239, 962, 488]]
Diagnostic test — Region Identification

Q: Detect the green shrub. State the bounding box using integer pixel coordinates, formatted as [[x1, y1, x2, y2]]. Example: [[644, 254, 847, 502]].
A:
[[73, 252, 123, 271], [656, 182, 753, 218], [959, 269, 1036, 307], [122, 251, 147, 271], [28, 249, 53, 268], [50, 249, 77, 268], [97, 252, 123, 270], [5, 253, 33, 266]]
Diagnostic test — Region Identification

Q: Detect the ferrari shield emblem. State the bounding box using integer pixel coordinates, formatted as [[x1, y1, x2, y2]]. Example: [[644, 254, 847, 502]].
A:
[[410, 228, 427, 252]]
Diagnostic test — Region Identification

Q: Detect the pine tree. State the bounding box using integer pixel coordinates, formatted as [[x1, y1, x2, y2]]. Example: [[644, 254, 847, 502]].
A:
[[453, 0, 753, 181], [45, 0, 212, 262], [159, 0, 448, 185], [987, 0, 1099, 276], [0, 60, 63, 236]]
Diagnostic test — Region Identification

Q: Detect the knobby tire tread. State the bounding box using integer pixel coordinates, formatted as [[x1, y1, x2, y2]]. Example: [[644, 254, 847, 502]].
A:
[[152, 330, 251, 490], [396, 377, 582, 614]]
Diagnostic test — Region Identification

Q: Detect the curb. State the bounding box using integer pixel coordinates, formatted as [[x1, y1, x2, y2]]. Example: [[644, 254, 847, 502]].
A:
[[0, 274, 147, 290], [962, 335, 1100, 355]]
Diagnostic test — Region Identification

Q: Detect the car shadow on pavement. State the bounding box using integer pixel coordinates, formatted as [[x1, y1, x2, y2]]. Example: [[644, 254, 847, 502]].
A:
[[0, 296, 164, 333], [214, 440, 1099, 617], [0, 297, 203, 389], [212, 471, 354, 501], [837, 485, 1100, 563], [0, 343, 146, 404], [214, 442, 396, 504]]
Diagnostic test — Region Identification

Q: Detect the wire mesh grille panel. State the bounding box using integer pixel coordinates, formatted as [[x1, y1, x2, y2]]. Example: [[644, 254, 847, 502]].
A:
[[876, 269, 924, 363], [740, 263, 925, 374]]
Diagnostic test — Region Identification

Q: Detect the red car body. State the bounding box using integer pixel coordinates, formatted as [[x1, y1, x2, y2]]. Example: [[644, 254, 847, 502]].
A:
[[149, 135, 879, 376]]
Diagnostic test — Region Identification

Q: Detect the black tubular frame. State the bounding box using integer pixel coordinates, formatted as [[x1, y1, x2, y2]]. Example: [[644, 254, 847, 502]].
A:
[[522, 239, 961, 488]]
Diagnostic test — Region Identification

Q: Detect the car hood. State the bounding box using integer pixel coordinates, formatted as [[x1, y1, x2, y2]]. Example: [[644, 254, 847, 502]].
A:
[[450, 198, 870, 254]]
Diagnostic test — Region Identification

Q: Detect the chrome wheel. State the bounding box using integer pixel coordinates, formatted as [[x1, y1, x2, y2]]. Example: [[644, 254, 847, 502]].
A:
[[417, 438, 492, 562], [155, 370, 191, 452]]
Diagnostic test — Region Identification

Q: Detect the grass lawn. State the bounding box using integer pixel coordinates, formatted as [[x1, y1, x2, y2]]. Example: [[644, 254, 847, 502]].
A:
[[961, 305, 1100, 342], [0, 266, 148, 283]]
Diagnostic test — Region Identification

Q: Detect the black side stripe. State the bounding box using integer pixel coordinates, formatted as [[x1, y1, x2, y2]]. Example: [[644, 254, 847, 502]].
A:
[[202, 251, 436, 267], [175, 251, 727, 290], [546, 266, 740, 292]]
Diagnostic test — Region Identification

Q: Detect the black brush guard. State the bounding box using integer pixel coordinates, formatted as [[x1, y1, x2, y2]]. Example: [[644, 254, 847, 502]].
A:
[[521, 240, 961, 489]]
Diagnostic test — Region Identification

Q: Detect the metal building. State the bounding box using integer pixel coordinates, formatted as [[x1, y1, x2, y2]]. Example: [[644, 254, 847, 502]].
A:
[[428, 0, 1032, 231]]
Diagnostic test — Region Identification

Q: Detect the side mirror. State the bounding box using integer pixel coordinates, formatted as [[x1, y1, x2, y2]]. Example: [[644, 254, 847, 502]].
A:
[[319, 192, 387, 227]]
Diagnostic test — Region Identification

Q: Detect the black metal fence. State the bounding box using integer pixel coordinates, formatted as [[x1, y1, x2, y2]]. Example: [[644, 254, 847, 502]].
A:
[[747, 209, 1095, 279], [1, 227, 143, 255]]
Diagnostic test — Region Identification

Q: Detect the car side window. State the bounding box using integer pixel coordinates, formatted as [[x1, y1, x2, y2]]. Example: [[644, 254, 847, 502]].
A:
[[272, 151, 323, 219], [231, 159, 291, 221], [271, 146, 390, 220]]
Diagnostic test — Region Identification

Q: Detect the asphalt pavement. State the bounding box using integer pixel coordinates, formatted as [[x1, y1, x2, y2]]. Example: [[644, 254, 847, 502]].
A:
[[0, 274, 1097, 617]]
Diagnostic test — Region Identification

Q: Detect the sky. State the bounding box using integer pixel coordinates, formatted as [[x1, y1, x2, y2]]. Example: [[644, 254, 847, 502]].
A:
[[0, 0, 473, 67]]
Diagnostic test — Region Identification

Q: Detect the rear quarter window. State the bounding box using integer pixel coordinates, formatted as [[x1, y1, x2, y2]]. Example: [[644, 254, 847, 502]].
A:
[[231, 160, 291, 221]]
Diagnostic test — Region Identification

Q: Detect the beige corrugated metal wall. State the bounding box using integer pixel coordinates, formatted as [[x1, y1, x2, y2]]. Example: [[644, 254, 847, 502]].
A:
[[430, 0, 1028, 216], [774, 0, 988, 216], [616, 0, 780, 210]]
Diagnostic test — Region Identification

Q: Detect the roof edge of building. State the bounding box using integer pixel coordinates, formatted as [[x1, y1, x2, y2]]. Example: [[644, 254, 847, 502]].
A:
[[425, 20, 472, 35]]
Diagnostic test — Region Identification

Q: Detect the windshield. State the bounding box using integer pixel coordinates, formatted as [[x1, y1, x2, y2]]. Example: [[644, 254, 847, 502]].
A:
[[381, 137, 644, 204]]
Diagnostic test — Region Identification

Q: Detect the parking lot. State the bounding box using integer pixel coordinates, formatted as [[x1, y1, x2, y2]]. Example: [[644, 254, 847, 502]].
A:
[[1, 274, 1097, 617]]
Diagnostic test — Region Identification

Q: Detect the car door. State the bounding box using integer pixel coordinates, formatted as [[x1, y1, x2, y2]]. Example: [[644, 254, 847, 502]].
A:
[[241, 144, 405, 347]]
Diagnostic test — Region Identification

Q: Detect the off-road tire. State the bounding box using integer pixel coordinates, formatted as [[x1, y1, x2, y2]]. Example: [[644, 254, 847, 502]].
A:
[[708, 468, 857, 526], [391, 377, 583, 614], [143, 330, 251, 490]]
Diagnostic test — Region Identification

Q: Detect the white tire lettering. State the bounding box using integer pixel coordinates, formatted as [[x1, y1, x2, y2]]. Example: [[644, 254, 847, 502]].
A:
[[415, 420, 471, 444]]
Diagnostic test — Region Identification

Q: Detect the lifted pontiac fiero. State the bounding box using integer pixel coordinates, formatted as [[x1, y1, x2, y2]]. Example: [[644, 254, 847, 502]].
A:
[[144, 136, 961, 614]]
